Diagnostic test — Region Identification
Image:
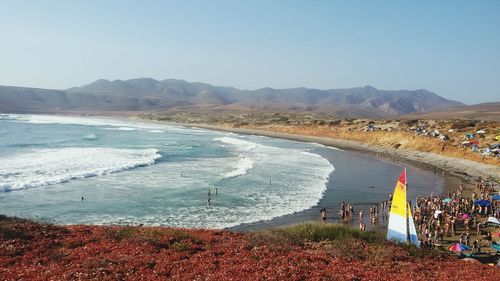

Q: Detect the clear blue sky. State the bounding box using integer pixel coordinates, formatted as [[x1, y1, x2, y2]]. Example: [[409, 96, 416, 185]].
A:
[[0, 0, 499, 104]]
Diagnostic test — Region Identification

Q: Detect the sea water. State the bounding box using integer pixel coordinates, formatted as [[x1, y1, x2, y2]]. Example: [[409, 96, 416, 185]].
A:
[[0, 114, 444, 229]]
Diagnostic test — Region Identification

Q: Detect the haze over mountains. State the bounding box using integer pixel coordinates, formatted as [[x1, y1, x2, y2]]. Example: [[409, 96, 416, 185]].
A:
[[0, 78, 464, 117], [403, 102, 500, 121]]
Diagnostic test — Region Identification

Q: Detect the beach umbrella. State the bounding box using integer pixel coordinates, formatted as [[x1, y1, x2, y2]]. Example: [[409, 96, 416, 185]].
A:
[[476, 130, 486, 134], [448, 243, 470, 252], [492, 195, 500, 201], [443, 198, 452, 203], [496, 135, 500, 141], [470, 140, 479, 145], [474, 199, 491, 207], [465, 133, 474, 139], [492, 232, 500, 242], [490, 143, 500, 149], [492, 232, 500, 243]]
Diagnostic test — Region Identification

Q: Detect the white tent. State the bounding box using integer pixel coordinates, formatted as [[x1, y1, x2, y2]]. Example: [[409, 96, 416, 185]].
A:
[[487, 216, 500, 226]]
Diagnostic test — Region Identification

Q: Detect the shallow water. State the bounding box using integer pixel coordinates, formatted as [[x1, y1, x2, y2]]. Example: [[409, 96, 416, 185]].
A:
[[0, 114, 445, 229]]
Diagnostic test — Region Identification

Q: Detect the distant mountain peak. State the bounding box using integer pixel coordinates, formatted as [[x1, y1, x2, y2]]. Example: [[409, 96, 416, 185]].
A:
[[91, 79, 110, 84], [1, 78, 464, 117]]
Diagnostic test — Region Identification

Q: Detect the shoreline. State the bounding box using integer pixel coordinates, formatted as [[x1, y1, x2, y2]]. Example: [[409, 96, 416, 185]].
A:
[[161, 122, 493, 231], [150, 122, 478, 231], [181, 123, 500, 184]]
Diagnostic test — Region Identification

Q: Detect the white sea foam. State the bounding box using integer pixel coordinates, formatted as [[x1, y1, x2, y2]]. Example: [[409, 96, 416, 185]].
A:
[[210, 136, 335, 228], [103, 127, 138, 131], [0, 114, 21, 120], [222, 155, 254, 178], [310, 142, 343, 151], [27, 115, 116, 126], [24, 115, 176, 131], [0, 147, 162, 191], [215, 136, 258, 150], [83, 134, 97, 140]]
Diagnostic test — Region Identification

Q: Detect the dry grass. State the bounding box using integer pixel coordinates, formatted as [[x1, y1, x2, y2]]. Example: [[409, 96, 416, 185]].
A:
[[248, 124, 499, 166]]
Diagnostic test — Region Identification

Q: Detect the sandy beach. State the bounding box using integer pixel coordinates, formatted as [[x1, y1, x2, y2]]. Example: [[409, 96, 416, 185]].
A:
[[186, 124, 500, 184]]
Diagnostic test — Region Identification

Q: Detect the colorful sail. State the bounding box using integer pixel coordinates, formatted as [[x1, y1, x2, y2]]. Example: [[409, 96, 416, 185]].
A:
[[387, 169, 407, 243], [407, 202, 420, 248]]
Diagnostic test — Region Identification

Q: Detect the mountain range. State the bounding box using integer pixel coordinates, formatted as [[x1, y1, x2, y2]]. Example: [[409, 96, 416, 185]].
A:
[[0, 78, 464, 117]]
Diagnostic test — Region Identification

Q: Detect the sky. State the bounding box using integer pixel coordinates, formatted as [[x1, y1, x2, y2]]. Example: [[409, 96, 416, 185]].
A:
[[0, 0, 499, 104]]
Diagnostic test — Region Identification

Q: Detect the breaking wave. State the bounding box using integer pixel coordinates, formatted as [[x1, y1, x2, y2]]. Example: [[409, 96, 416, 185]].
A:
[[0, 147, 162, 191], [222, 155, 255, 178]]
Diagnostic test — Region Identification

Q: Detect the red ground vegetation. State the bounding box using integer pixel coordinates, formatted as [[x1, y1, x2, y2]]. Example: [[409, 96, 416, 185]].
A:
[[1, 216, 499, 280]]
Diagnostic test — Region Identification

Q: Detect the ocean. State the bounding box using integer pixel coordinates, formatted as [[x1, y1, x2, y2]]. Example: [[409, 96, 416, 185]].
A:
[[0, 114, 444, 229]]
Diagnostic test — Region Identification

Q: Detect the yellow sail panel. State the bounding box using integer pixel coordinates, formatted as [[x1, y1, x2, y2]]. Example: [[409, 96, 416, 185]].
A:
[[391, 181, 407, 217], [387, 169, 407, 243]]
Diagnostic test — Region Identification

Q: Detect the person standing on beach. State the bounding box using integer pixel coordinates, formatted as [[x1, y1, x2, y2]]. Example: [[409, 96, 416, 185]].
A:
[[320, 208, 327, 223]]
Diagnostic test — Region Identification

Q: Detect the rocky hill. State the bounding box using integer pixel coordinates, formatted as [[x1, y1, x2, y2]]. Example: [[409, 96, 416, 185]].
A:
[[0, 79, 464, 117]]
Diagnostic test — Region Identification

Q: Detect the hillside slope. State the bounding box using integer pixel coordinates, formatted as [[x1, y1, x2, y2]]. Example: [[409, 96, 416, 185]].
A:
[[1, 216, 498, 280]]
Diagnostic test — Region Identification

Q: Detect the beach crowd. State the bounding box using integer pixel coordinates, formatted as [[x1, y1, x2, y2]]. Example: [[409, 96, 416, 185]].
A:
[[413, 180, 499, 253], [323, 179, 499, 260]]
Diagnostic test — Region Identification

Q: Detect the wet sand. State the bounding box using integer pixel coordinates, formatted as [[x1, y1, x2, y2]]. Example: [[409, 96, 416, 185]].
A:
[[229, 147, 468, 232]]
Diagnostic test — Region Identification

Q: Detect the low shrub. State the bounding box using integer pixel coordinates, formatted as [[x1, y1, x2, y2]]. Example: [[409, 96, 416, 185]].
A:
[[328, 120, 342, 126], [0, 226, 33, 240], [451, 120, 476, 130], [104, 227, 138, 241], [171, 241, 190, 252], [250, 222, 386, 247]]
